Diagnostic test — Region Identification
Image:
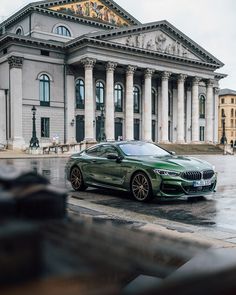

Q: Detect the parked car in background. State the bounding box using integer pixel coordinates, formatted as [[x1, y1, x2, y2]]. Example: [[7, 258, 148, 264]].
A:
[[66, 141, 217, 202]]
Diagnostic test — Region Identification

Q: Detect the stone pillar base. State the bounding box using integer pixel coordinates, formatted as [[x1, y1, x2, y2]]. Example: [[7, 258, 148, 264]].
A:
[[8, 137, 26, 151]]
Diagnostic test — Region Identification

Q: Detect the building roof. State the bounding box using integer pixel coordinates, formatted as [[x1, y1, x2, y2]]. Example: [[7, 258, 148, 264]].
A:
[[0, 0, 141, 31], [219, 89, 236, 96]]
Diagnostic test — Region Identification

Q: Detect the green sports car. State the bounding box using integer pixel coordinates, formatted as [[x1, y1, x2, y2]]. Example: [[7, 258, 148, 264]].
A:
[[66, 141, 217, 202]]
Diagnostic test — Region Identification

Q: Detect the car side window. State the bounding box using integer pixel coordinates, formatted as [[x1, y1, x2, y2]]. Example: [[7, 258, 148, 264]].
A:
[[99, 146, 118, 158], [86, 146, 102, 157]]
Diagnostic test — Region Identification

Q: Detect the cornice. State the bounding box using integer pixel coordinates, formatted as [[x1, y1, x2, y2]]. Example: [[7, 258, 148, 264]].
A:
[[0, 33, 64, 51], [65, 37, 221, 70], [0, 33, 223, 71]]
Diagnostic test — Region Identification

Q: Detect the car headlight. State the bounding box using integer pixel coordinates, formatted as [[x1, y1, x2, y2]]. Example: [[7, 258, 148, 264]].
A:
[[154, 169, 180, 177]]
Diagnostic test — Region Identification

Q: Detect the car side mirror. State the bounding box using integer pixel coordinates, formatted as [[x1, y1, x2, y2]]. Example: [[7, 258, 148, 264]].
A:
[[170, 151, 176, 156], [107, 153, 119, 160]]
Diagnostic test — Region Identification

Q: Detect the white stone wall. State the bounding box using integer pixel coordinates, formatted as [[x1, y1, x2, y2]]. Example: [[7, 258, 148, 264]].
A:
[[23, 105, 65, 147]]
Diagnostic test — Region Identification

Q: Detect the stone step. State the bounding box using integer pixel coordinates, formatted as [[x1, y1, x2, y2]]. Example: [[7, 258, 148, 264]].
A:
[[158, 144, 224, 155]]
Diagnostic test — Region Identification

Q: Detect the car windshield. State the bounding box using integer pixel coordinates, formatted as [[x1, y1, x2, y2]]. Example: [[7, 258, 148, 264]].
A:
[[118, 142, 170, 157]]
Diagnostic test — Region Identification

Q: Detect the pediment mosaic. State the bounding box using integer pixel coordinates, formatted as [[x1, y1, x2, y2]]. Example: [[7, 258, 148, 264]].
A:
[[50, 0, 129, 27], [111, 30, 201, 60]]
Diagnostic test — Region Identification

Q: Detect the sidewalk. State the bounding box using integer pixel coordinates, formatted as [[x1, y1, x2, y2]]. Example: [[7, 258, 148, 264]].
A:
[[0, 149, 73, 159]]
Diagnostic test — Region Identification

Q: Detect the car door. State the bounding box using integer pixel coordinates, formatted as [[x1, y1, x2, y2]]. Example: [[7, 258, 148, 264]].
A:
[[87, 144, 123, 188]]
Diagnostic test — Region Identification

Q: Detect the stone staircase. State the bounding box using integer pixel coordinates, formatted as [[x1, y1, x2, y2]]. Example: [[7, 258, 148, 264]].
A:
[[158, 143, 224, 155]]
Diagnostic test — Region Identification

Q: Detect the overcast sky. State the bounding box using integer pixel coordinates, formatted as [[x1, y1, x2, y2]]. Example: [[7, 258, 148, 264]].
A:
[[0, 0, 235, 89]]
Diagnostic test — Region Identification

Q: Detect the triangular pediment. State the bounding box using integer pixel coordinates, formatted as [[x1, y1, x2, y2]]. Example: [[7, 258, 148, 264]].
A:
[[110, 30, 201, 61], [89, 21, 224, 66], [36, 0, 139, 27]]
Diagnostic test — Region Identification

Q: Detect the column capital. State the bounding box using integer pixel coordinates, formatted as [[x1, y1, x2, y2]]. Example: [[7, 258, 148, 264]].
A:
[[8, 56, 23, 69], [106, 61, 117, 72], [178, 74, 187, 83], [126, 65, 137, 76], [214, 87, 220, 95], [81, 58, 96, 69], [162, 71, 171, 81], [207, 79, 214, 87], [144, 68, 155, 79], [192, 76, 201, 86]]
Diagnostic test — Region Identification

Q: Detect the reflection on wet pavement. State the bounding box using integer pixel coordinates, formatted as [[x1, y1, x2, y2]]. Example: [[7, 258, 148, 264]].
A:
[[0, 155, 236, 230]]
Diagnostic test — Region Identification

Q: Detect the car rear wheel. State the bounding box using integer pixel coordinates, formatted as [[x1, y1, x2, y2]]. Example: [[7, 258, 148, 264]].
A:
[[131, 172, 153, 202], [70, 166, 87, 191]]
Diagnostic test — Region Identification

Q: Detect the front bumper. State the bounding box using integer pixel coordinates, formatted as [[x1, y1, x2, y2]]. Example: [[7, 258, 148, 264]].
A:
[[156, 176, 217, 198]]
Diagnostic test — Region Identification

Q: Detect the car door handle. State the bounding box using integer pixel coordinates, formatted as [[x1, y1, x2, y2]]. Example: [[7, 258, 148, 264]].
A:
[[92, 160, 97, 163]]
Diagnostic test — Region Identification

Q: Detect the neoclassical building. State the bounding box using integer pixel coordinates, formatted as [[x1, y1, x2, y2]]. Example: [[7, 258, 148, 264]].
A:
[[0, 0, 226, 149]]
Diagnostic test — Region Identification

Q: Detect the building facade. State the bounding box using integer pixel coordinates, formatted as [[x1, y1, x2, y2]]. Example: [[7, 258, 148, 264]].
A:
[[218, 89, 236, 145], [0, 0, 226, 150]]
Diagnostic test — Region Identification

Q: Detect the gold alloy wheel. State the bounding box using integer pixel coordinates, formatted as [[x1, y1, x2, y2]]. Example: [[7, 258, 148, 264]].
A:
[[70, 166, 86, 191], [131, 172, 151, 202]]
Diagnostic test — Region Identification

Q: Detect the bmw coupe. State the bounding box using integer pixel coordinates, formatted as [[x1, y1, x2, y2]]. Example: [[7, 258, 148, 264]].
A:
[[66, 141, 217, 202]]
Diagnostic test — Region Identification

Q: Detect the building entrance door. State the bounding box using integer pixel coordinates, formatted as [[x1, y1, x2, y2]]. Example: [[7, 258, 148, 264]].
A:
[[134, 119, 140, 140], [76, 115, 84, 142], [115, 118, 123, 140]]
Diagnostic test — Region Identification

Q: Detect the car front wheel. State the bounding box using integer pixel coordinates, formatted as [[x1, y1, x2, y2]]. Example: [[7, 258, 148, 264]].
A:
[[70, 166, 87, 191], [131, 172, 153, 202]]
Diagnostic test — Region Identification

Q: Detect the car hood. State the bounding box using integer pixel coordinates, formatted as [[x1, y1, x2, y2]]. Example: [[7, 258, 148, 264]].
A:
[[126, 155, 213, 172]]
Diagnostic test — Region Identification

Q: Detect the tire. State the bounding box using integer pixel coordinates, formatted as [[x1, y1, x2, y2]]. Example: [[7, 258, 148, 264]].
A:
[[70, 166, 87, 191], [131, 172, 153, 202]]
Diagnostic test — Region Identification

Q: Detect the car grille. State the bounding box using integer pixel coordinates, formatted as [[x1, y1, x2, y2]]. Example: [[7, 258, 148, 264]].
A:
[[183, 183, 215, 194], [181, 170, 214, 180]]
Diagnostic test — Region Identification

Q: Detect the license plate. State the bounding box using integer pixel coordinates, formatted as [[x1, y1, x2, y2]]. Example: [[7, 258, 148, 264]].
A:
[[193, 179, 211, 187]]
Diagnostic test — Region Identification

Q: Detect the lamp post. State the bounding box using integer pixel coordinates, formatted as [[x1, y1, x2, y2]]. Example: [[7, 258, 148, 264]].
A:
[[98, 104, 106, 142], [29, 105, 39, 148], [220, 113, 227, 145]]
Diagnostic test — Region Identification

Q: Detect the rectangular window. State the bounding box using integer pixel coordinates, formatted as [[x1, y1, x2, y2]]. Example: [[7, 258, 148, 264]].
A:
[[231, 98, 234, 104], [221, 98, 225, 104], [41, 117, 50, 138], [199, 126, 205, 142]]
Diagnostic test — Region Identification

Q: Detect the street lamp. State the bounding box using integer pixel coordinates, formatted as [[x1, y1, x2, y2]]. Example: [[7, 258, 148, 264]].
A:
[[220, 112, 227, 145], [98, 104, 106, 142], [29, 105, 40, 148]]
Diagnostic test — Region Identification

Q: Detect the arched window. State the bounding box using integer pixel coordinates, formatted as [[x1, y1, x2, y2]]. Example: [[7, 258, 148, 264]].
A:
[[16, 27, 23, 35], [55, 26, 71, 37], [75, 79, 85, 109], [152, 88, 157, 115], [39, 74, 50, 106], [199, 95, 206, 118], [114, 83, 123, 112], [96, 81, 105, 110], [133, 86, 140, 113]]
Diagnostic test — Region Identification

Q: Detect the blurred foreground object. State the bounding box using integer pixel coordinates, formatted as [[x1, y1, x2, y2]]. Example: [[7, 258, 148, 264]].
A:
[[1, 165, 236, 295]]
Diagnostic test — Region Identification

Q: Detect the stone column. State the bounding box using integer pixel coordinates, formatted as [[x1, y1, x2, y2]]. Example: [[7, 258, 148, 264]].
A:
[[177, 74, 187, 143], [8, 56, 25, 150], [206, 79, 214, 143], [160, 71, 171, 143], [66, 65, 76, 144], [125, 65, 136, 141], [214, 87, 220, 143], [0, 90, 6, 145], [143, 69, 155, 141], [191, 77, 201, 142], [81, 58, 96, 142], [105, 62, 117, 141]]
